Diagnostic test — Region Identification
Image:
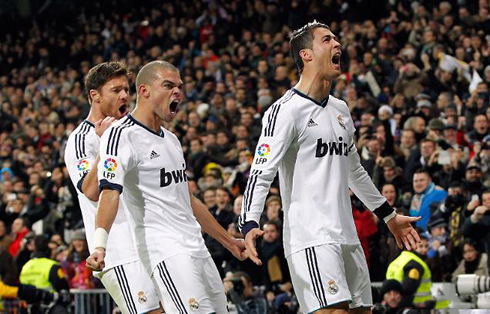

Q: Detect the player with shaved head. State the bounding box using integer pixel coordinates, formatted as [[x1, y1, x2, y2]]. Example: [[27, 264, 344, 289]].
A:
[[87, 61, 247, 314]]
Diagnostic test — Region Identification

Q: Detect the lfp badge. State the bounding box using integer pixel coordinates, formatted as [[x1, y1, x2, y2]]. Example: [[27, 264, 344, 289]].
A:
[[104, 158, 118, 172], [77, 160, 90, 172], [256, 143, 270, 164]]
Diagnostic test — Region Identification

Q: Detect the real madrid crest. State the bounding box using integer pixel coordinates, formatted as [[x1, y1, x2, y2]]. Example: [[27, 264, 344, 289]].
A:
[[137, 291, 147, 304], [328, 279, 339, 295], [337, 115, 346, 130], [188, 298, 199, 311]]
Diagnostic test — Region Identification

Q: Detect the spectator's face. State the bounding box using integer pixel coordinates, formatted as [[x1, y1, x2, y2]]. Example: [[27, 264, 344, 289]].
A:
[[465, 168, 482, 182], [216, 132, 228, 146], [203, 190, 216, 207], [216, 189, 230, 208], [474, 115, 488, 134], [463, 243, 478, 262], [413, 172, 431, 193], [430, 225, 446, 237], [401, 130, 415, 148], [190, 139, 202, 154], [382, 185, 396, 205], [421, 141, 435, 158], [416, 239, 429, 256], [482, 193, 490, 207], [240, 113, 253, 127], [383, 290, 402, 308], [11, 218, 24, 233], [146, 69, 184, 123], [368, 139, 380, 155], [0, 221, 6, 237], [414, 117, 426, 134], [443, 128, 457, 143], [383, 166, 396, 181], [266, 201, 280, 221], [73, 239, 85, 253], [233, 196, 243, 215], [263, 224, 279, 243], [236, 125, 249, 139], [97, 75, 130, 119], [360, 113, 373, 126]]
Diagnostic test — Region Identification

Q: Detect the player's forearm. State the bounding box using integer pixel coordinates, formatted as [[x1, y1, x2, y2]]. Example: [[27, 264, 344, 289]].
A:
[[82, 155, 101, 202], [190, 195, 235, 248], [348, 149, 395, 222], [95, 189, 120, 233]]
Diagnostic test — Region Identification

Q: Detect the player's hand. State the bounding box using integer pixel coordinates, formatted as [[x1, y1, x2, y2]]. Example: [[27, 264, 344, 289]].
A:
[[95, 117, 116, 137], [244, 228, 264, 266], [86, 247, 106, 271], [386, 214, 421, 251], [226, 238, 247, 261]]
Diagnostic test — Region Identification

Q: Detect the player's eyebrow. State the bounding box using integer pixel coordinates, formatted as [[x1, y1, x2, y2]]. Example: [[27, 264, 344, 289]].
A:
[[322, 34, 337, 41], [162, 80, 184, 89]]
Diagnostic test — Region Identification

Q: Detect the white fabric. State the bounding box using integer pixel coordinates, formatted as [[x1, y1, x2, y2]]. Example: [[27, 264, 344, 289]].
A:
[[286, 243, 372, 312], [97, 260, 160, 314], [97, 115, 209, 275], [240, 90, 387, 257], [65, 120, 139, 269], [151, 254, 227, 314]]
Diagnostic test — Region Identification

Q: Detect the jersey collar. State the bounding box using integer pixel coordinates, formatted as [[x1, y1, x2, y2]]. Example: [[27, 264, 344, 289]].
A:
[[292, 88, 329, 108], [83, 120, 95, 128], [127, 114, 165, 138]]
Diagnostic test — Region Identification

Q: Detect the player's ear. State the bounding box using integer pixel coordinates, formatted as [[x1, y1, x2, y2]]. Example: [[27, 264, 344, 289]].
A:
[[89, 90, 100, 104], [299, 49, 312, 63], [138, 84, 150, 98]]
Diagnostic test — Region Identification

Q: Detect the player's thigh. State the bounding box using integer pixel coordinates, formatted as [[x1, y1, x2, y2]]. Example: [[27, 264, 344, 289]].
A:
[[151, 254, 225, 314], [342, 244, 373, 309], [286, 244, 352, 313], [198, 255, 228, 314], [312, 302, 349, 314], [98, 261, 160, 314]]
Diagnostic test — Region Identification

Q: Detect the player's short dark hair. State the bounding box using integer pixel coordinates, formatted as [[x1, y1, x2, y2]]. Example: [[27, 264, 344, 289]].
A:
[[289, 20, 330, 73], [84, 62, 129, 103]]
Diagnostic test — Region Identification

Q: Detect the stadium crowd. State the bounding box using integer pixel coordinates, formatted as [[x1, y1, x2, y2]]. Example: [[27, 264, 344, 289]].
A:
[[0, 0, 489, 312]]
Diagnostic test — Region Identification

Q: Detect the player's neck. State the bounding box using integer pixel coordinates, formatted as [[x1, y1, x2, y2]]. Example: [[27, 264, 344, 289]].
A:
[[294, 71, 332, 103], [131, 104, 162, 133], [86, 107, 105, 124]]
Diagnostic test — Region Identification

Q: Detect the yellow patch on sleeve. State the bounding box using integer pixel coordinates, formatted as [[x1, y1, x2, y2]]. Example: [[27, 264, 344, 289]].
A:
[[57, 268, 65, 279], [408, 268, 420, 280]]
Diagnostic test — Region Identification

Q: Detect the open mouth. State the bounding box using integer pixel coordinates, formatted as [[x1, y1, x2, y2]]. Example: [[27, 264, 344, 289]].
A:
[[118, 104, 128, 115], [169, 99, 179, 113], [332, 53, 341, 67]]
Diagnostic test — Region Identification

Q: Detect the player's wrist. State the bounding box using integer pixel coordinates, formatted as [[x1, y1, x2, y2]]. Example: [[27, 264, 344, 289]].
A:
[[94, 227, 108, 250], [241, 221, 259, 237]]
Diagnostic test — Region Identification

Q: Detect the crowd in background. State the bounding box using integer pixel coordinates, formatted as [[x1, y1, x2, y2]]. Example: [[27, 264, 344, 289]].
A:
[[0, 0, 489, 312]]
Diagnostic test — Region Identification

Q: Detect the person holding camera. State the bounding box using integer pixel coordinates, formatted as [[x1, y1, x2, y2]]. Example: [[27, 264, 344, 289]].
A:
[[461, 189, 490, 271], [224, 271, 268, 314]]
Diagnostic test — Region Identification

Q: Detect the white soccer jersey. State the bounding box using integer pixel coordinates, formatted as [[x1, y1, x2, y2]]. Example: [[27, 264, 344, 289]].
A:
[[97, 115, 210, 275], [239, 89, 393, 257], [65, 120, 139, 269]]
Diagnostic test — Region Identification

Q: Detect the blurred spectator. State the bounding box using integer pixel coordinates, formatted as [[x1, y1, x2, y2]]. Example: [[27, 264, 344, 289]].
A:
[[8, 217, 30, 257], [61, 230, 94, 289], [451, 239, 489, 283], [224, 271, 268, 314], [409, 169, 448, 231]]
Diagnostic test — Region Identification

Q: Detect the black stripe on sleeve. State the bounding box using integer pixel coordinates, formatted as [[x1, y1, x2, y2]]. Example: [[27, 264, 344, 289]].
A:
[[270, 104, 281, 137], [99, 179, 123, 194], [76, 172, 88, 194], [106, 128, 116, 155], [373, 201, 395, 221]]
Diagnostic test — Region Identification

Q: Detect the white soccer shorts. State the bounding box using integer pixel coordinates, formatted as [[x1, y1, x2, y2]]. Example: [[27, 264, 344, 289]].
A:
[[286, 243, 372, 313], [97, 260, 160, 314], [151, 254, 228, 314]]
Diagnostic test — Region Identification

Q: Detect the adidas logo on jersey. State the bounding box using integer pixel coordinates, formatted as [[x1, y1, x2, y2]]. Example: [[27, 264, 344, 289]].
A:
[[150, 150, 160, 159], [307, 119, 318, 127]]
